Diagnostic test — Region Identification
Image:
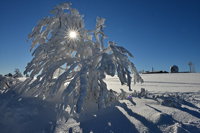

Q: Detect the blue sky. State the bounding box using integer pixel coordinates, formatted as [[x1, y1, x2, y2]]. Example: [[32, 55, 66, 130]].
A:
[[0, 0, 200, 75]]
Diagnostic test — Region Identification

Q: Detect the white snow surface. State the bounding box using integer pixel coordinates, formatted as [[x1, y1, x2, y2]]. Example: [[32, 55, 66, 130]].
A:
[[1, 73, 200, 133], [105, 73, 200, 93]]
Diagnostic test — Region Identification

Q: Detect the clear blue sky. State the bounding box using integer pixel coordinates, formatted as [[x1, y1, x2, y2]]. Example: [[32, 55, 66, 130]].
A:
[[0, 0, 200, 75]]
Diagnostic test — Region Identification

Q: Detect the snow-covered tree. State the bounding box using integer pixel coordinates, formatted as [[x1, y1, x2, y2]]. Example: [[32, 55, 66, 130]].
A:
[[13, 68, 23, 78], [19, 2, 143, 115]]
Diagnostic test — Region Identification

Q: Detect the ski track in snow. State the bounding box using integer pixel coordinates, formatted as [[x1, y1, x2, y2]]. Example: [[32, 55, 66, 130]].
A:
[[1, 73, 200, 133]]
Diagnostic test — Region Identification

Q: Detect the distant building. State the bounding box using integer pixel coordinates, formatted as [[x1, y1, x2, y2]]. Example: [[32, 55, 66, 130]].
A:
[[143, 71, 168, 74], [170, 65, 179, 73]]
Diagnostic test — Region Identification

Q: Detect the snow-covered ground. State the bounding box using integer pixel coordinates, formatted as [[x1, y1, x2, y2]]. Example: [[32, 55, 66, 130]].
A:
[[106, 73, 200, 93], [73, 73, 200, 133], [1, 73, 200, 133]]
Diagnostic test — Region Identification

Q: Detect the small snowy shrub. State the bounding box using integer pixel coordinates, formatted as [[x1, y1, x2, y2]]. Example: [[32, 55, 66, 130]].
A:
[[0, 75, 19, 93], [19, 2, 143, 115]]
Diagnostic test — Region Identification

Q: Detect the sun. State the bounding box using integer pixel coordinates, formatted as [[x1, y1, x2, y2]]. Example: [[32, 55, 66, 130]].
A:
[[69, 31, 77, 39], [65, 28, 79, 42]]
